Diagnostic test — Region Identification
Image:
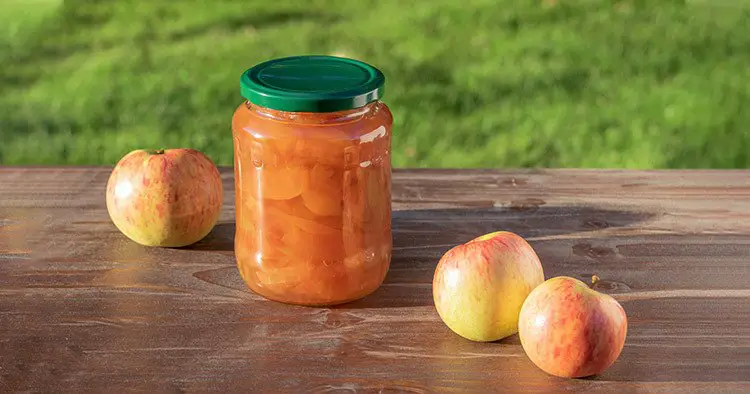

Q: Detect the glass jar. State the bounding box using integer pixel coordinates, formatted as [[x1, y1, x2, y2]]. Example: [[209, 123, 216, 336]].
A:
[[232, 56, 392, 306]]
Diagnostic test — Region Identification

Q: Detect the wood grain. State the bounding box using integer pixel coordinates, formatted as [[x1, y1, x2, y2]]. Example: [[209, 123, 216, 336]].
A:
[[1, 167, 749, 393]]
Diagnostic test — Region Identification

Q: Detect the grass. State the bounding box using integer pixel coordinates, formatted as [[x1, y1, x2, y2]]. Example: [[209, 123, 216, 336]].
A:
[[2, 0, 750, 168]]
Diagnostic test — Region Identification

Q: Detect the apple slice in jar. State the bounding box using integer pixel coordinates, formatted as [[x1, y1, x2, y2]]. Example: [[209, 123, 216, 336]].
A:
[[294, 130, 351, 167], [269, 198, 341, 235], [342, 166, 366, 259], [366, 165, 392, 257], [301, 164, 344, 217], [234, 218, 256, 249], [298, 261, 348, 305], [342, 251, 369, 293], [254, 263, 307, 294], [256, 260, 346, 305], [269, 134, 297, 160], [342, 167, 379, 275], [247, 140, 307, 201], [240, 171, 260, 212], [362, 165, 389, 231], [280, 221, 345, 263], [256, 212, 294, 262], [234, 224, 257, 283], [256, 166, 307, 200]]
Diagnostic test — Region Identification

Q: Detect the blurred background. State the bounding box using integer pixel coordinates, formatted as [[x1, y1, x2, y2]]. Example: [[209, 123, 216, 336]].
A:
[[2, 0, 750, 168]]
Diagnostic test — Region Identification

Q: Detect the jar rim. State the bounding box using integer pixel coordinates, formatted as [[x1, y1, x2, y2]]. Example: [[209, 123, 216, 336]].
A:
[[246, 101, 378, 126]]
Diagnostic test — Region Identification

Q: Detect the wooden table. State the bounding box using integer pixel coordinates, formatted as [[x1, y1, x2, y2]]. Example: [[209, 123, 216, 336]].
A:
[[1, 167, 749, 392]]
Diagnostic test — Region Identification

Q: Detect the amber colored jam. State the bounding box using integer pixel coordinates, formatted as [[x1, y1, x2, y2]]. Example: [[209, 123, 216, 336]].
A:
[[231, 101, 392, 305]]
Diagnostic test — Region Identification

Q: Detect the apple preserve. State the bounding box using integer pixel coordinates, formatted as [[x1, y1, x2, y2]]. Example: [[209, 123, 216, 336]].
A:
[[232, 56, 392, 306]]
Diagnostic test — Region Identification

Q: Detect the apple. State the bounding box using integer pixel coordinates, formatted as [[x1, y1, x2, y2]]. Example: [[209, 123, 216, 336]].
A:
[[518, 276, 627, 378], [432, 231, 545, 342], [106, 148, 223, 247]]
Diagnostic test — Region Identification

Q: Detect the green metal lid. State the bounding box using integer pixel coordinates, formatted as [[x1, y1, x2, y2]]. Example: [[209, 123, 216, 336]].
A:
[[240, 55, 385, 112]]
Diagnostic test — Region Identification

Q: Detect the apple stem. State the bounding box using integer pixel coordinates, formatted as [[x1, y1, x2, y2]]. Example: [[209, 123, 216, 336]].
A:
[[149, 149, 166, 155], [591, 275, 600, 288]]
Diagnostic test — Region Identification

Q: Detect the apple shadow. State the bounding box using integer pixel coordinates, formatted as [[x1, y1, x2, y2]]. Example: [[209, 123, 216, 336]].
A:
[[578, 341, 750, 382], [339, 205, 656, 310]]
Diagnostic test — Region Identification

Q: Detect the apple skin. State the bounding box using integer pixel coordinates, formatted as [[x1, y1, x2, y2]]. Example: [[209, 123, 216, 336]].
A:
[[432, 231, 545, 342], [518, 276, 627, 378], [106, 148, 223, 247]]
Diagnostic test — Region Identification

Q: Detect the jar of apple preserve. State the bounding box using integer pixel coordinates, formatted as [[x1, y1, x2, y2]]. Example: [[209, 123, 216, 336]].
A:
[[232, 56, 392, 306]]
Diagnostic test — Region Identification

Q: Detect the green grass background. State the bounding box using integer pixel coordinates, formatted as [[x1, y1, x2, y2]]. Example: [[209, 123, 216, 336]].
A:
[[2, 0, 750, 168]]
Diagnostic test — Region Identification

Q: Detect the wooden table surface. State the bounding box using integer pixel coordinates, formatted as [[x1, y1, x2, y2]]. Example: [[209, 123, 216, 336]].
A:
[[1, 167, 749, 393]]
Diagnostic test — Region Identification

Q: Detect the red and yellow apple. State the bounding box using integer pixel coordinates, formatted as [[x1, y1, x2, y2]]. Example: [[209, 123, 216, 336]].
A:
[[106, 148, 223, 247], [518, 276, 627, 378], [432, 231, 545, 342]]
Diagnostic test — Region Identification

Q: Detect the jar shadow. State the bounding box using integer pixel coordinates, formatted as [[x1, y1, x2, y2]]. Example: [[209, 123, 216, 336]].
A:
[[337, 205, 655, 310], [186, 205, 655, 310]]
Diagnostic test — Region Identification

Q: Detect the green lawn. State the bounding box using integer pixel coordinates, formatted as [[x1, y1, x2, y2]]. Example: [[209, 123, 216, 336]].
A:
[[2, 0, 750, 168]]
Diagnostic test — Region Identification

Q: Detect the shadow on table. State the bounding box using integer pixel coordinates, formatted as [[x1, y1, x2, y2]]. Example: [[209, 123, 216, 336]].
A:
[[340, 205, 656, 309], [187, 205, 656, 310]]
